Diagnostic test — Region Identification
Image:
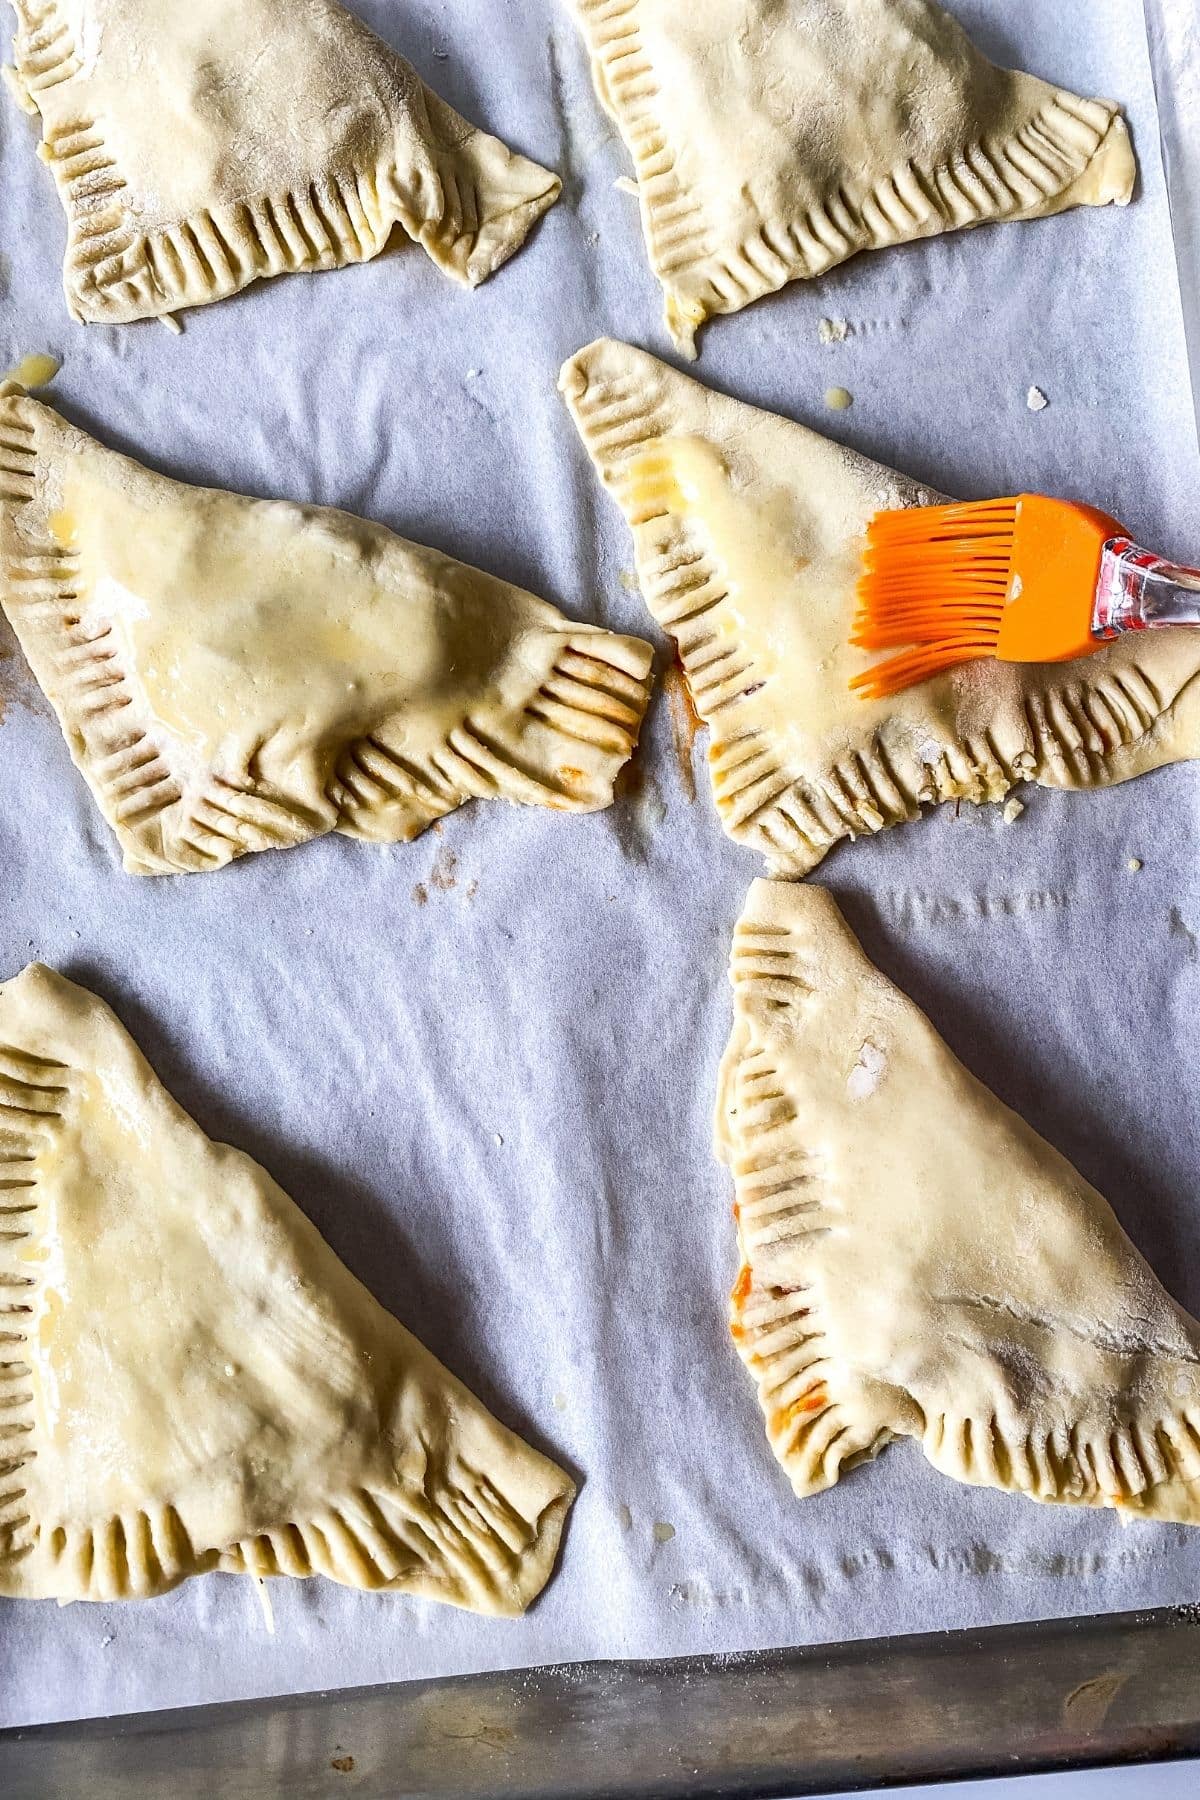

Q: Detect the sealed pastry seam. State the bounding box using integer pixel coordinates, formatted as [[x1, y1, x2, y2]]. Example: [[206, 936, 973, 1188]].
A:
[[721, 881, 1200, 1523], [7, 0, 561, 324], [560, 339, 1200, 876], [0, 386, 653, 875], [0, 963, 574, 1607], [567, 0, 1135, 353]]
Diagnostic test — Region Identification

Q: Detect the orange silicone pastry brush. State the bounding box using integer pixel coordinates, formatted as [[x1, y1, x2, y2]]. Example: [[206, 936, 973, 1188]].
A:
[[850, 494, 1200, 701]]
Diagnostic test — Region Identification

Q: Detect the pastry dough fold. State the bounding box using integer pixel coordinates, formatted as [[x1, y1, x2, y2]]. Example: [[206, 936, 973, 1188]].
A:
[[0, 385, 653, 874], [567, 0, 1135, 353], [721, 881, 1200, 1525], [560, 339, 1200, 876], [7, 0, 561, 324], [0, 963, 574, 1609]]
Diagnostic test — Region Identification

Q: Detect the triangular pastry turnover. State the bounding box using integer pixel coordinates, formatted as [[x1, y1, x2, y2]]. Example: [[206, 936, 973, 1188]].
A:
[[5, 0, 561, 324], [720, 879, 1200, 1525], [560, 340, 1200, 877], [0, 384, 653, 875], [566, 0, 1135, 354], [0, 962, 575, 1608]]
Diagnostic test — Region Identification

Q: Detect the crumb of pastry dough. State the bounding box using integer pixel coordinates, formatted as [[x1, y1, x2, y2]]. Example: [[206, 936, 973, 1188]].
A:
[[653, 1522, 676, 1543], [819, 317, 851, 344], [825, 386, 854, 411], [615, 175, 639, 195], [1127, 857, 1144, 872], [1002, 798, 1025, 824], [1027, 386, 1049, 411]]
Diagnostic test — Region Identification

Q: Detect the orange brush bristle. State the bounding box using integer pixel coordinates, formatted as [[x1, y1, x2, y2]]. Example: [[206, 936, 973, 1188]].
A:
[[850, 495, 1123, 700], [850, 499, 1018, 700]]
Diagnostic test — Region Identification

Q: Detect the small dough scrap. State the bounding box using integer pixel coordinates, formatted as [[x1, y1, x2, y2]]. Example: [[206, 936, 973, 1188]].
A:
[[721, 879, 1200, 1525], [6, 0, 561, 325], [566, 0, 1136, 354], [0, 963, 574, 1608], [0, 386, 653, 875], [560, 339, 1200, 877]]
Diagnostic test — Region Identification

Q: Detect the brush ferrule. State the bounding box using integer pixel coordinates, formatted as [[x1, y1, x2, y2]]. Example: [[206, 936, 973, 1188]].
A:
[[1093, 537, 1200, 637]]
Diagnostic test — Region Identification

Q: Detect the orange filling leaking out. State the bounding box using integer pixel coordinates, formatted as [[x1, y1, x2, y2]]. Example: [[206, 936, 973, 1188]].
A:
[[771, 1384, 829, 1435], [661, 653, 702, 802], [729, 1262, 753, 1340]]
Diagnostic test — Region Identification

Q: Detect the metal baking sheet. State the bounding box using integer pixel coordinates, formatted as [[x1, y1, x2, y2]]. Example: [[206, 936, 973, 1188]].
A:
[[5, 1606, 1200, 1797], [2, 0, 1200, 1732]]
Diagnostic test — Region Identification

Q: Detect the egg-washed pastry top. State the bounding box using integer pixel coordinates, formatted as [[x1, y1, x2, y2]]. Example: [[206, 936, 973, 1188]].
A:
[[560, 338, 1200, 877], [0, 382, 653, 875], [0, 961, 574, 1608], [4, 0, 561, 324], [566, 0, 1135, 354], [722, 879, 1200, 1525]]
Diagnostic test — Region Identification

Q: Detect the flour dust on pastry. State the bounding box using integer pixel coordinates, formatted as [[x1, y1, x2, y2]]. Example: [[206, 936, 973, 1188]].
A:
[[0, 962, 574, 1608], [566, 0, 1136, 354], [720, 879, 1200, 1525], [560, 339, 1200, 877], [0, 384, 652, 875], [3, 0, 560, 326]]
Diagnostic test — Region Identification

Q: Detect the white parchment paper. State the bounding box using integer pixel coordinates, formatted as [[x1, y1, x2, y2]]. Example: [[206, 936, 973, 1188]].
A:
[[2, 0, 1200, 1731]]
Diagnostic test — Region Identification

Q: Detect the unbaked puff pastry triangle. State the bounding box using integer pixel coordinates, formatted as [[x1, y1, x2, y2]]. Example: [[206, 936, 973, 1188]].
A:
[[5, 0, 560, 325], [721, 879, 1200, 1525], [0, 384, 652, 875], [0, 962, 574, 1608], [567, 0, 1135, 354], [560, 339, 1200, 877]]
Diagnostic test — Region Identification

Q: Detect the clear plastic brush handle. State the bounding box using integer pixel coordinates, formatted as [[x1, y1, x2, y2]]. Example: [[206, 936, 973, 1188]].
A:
[[1093, 537, 1200, 637]]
